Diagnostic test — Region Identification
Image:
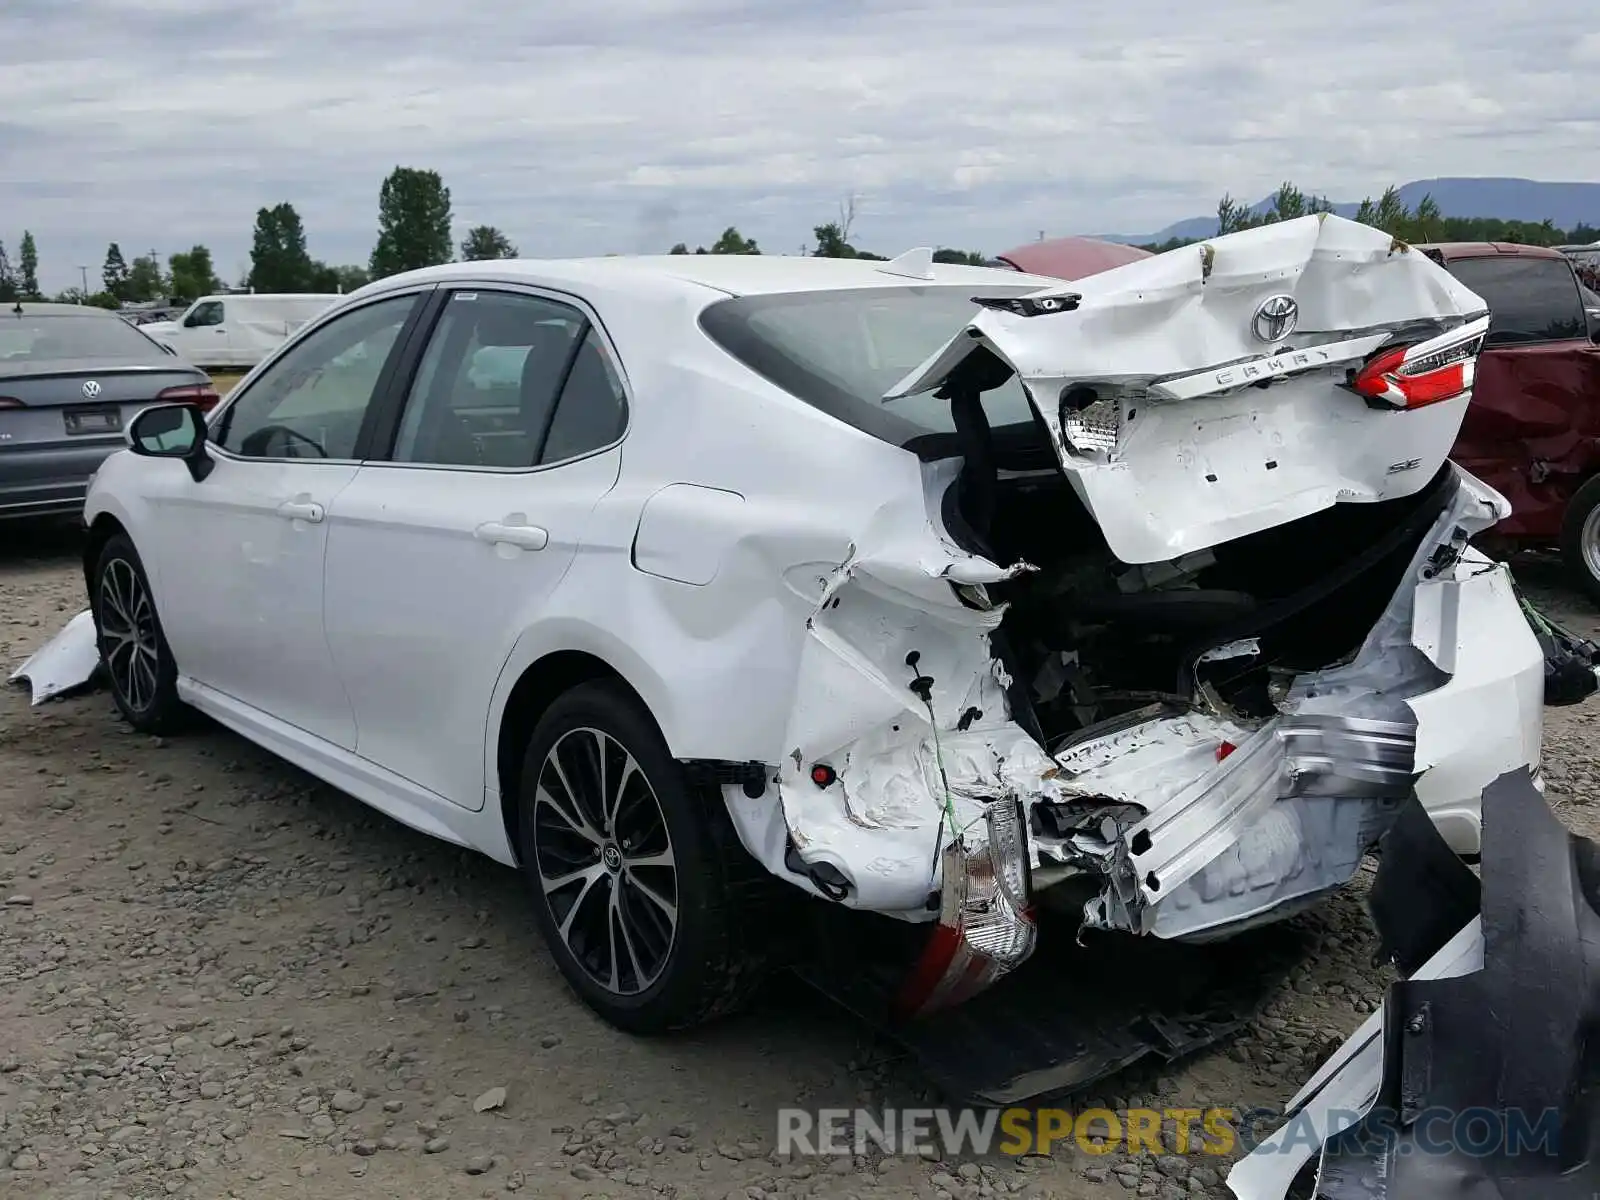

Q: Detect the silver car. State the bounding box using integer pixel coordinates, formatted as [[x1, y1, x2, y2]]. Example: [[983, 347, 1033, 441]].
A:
[[0, 302, 218, 520]]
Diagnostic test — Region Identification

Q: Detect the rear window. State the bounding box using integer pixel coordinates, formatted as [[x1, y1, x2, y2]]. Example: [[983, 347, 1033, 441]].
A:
[[699, 285, 1038, 445], [0, 312, 164, 361], [1444, 256, 1586, 345]]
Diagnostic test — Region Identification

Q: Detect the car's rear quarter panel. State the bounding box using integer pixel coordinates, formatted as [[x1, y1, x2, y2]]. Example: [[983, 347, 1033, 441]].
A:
[[485, 281, 935, 771]]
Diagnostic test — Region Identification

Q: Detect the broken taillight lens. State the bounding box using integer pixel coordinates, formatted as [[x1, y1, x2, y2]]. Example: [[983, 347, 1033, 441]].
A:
[[893, 799, 1036, 1020], [157, 383, 222, 413], [1350, 315, 1491, 410]]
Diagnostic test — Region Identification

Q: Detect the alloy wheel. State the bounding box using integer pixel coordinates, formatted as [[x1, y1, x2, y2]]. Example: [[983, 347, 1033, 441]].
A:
[[98, 558, 160, 714], [532, 727, 679, 995]]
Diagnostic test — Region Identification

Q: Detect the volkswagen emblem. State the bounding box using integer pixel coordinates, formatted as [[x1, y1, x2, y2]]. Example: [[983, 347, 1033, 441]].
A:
[[1251, 295, 1299, 343], [81, 380, 102, 399]]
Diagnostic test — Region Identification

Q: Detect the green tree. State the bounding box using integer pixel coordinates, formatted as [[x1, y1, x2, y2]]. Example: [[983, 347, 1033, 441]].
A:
[[460, 225, 518, 261], [811, 222, 885, 259], [102, 242, 130, 300], [308, 261, 369, 293], [709, 227, 759, 254], [668, 242, 690, 255], [932, 248, 988, 265], [168, 246, 219, 301], [249, 202, 316, 291], [125, 255, 165, 303], [18, 232, 39, 299], [0, 242, 16, 303], [370, 167, 453, 278]]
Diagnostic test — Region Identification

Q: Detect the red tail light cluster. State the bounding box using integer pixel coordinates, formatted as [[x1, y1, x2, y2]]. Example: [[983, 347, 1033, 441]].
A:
[[156, 382, 222, 413], [1350, 315, 1491, 411], [892, 800, 1036, 1020]]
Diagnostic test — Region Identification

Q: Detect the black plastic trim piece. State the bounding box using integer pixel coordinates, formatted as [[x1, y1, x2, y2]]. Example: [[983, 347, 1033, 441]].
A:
[[1315, 767, 1600, 1198], [680, 758, 769, 800]]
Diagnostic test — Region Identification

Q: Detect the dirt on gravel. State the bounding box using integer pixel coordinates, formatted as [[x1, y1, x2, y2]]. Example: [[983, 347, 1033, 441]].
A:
[[2, 519, 1597, 1200]]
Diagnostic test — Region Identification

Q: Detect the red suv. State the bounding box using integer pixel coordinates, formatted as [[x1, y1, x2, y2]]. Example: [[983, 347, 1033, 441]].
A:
[[1421, 243, 1600, 598], [1003, 237, 1600, 600]]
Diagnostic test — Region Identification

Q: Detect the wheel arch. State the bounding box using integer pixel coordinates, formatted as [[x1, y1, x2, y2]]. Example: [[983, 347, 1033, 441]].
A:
[[82, 512, 130, 595], [493, 648, 662, 867]]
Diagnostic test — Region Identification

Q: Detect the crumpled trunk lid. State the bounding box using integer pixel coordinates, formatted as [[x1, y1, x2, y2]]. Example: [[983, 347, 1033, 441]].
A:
[[886, 214, 1490, 565]]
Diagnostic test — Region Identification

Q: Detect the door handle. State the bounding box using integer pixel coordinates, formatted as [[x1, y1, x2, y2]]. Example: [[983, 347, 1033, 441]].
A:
[[277, 500, 324, 523], [474, 519, 548, 550]]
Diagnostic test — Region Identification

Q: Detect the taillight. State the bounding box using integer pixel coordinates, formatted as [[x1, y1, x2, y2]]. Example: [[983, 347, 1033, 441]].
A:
[[0, 397, 23, 409], [156, 382, 222, 413], [892, 800, 1036, 1020], [1350, 315, 1491, 411]]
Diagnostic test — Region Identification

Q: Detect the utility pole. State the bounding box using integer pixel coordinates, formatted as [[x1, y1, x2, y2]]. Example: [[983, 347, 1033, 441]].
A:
[[77, 265, 89, 298]]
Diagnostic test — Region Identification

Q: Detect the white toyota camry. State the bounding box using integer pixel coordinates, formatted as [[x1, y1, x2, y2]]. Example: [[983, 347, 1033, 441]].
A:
[[13, 215, 1544, 1041]]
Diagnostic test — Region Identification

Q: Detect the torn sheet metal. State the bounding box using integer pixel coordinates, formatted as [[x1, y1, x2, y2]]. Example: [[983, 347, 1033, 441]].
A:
[[7, 608, 99, 704], [1058, 469, 1506, 941], [886, 214, 1491, 565], [724, 458, 1054, 913], [756, 456, 1539, 945], [1228, 768, 1600, 1199]]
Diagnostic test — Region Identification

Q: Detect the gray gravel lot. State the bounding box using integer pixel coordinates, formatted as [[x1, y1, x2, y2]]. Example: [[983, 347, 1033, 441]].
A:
[[2, 520, 1596, 1200]]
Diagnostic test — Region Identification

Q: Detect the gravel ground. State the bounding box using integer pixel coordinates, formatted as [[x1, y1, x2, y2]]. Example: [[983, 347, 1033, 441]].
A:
[[2, 521, 1596, 1200]]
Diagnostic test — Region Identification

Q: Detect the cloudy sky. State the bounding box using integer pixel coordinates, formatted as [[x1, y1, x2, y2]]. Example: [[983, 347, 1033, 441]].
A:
[[4, 0, 1598, 293]]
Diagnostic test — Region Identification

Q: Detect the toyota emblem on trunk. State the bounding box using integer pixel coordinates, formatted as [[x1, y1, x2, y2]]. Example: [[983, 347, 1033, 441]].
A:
[[81, 380, 102, 399], [1251, 295, 1299, 343]]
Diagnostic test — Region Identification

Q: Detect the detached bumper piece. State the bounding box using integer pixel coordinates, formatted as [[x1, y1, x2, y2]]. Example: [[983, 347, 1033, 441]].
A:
[[1227, 768, 1600, 1199]]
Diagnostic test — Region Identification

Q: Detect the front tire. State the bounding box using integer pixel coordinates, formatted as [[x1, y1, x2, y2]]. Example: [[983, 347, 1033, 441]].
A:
[[1560, 476, 1600, 606], [91, 533, 185, 733], [516, 681, 767, 1033]]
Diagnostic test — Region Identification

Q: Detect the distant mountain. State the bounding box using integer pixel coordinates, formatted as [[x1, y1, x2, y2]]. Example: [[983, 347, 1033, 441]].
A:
[[1097, 178, 1600, 244]]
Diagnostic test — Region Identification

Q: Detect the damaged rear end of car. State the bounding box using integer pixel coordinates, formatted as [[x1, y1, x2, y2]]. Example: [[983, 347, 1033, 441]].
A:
[[724, 215, 1544, 1039]]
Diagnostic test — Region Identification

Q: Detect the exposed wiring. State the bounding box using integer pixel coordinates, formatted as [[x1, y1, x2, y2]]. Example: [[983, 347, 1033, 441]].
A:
[[908, 651, 963, 883]]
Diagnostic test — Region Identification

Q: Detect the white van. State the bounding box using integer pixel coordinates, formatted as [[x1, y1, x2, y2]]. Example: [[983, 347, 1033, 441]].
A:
[[139, 294, 339, 369]]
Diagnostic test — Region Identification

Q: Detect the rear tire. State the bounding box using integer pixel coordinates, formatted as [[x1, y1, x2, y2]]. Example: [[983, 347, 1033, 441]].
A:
[[1559, 477, 1600, 606], [91, 533, 186, 733], [516, 681, 769, 1033]]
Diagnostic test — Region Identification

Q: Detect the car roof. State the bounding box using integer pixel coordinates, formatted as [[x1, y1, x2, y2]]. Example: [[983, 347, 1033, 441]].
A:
[[357, 254, 1061, 302], [4, 301, 128, 318], [1417, 241, 1570, 261], [993, 237, 1155, 280]]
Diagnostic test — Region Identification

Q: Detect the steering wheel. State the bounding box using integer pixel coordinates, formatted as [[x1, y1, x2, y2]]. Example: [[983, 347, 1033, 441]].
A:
[[242, 423, 328, 459]]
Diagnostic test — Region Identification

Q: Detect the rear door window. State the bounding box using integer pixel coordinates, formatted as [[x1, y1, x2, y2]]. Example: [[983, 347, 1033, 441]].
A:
[[1444, 256, 1586, 346], [390, 290, 590, 469]]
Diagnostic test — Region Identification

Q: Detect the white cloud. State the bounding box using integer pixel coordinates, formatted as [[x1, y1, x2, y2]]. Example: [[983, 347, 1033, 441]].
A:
[[2, 0, 1596, 291]]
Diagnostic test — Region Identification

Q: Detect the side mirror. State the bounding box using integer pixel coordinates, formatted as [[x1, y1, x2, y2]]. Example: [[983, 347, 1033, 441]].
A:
[[127, 403, 214, 482]]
